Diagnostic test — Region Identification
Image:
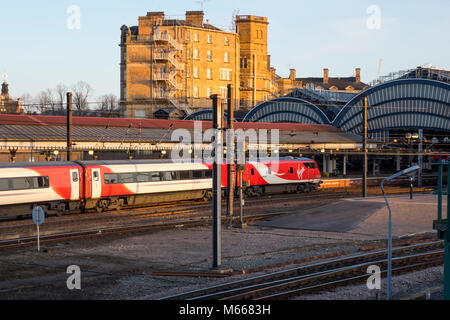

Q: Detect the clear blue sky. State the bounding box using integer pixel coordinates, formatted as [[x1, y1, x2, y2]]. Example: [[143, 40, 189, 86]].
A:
[[1, 0, 449, 99]]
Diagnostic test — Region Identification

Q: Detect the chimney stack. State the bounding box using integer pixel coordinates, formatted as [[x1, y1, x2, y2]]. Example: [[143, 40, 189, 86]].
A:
[[186, 11, 204, 26], [289, 68, 296, 81], [323, 68, 329, 84], [355, 68, 361, 82]]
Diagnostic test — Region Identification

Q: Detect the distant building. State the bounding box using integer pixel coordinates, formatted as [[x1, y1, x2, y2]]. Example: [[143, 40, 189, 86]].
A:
[[276, 68, 369, 96], [235, 15, 278, 109], [120, 11, 240, 119], [0, 75, 23, 114]]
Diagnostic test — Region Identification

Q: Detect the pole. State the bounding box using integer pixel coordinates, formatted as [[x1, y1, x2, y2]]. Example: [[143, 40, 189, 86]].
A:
[[226, 85, 235, 223], [343, 153, 347, 178], [66, 92, 73, 161], [362, 97, 368, 198], [381, 180, 392, 300], [211, 94, 223, 269], [253, 54, 257, 107], [445, 163, 450, 300], [418, 129, 423, 187], [37, 222, 40, 252]]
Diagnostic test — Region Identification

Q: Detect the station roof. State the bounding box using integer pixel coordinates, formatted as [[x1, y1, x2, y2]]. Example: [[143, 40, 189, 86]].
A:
[[0, 115, 363, 151]]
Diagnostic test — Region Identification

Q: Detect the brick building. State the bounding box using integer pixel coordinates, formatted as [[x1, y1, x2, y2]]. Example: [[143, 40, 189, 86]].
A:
[[120, 11, 241, 119], [0, 75, 23, 114]]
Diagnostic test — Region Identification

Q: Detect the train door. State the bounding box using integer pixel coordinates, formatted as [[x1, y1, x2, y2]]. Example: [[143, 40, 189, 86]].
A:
[[69, 169, 80, 200], [91, 168, 102, 199], [307, 163, 316, 181]]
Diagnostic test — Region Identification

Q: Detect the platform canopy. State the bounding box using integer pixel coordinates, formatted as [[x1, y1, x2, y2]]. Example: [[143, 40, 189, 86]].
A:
[[333, 79, 450, 134], [242, 97, 332, 124]]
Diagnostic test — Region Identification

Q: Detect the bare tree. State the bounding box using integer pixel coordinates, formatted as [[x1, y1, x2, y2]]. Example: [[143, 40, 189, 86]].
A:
[[19, 93, 34, 114], [98, 94, 119, 117], [55, 83, 68, 114], [36, 89, 56, 114], [72, 81, 93, 115]]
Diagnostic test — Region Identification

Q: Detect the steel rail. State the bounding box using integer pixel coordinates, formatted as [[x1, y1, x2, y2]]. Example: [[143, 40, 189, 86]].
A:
[[160, 241, 443, 300]]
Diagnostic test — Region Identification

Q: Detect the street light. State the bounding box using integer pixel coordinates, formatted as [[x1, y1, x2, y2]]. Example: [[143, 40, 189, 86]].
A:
[[381, 165, 420, 300]]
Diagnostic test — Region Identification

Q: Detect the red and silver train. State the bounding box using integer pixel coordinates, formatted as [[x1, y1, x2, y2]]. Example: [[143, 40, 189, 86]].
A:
[[0, 157, 321, 217]]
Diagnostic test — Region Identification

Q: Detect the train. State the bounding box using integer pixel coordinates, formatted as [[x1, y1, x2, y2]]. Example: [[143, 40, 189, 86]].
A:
[[0, 157, 322, 217]]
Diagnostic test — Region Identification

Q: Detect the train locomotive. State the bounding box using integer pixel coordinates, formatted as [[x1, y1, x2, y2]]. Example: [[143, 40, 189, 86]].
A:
[[0, 157, 321, 217]]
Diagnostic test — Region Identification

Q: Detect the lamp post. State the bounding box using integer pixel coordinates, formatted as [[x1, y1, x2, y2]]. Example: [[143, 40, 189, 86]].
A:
[[381, 165, 420, 300]]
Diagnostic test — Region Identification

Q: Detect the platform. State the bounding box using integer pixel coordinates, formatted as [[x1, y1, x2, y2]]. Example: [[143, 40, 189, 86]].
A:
[[254, 194, 447, 237]]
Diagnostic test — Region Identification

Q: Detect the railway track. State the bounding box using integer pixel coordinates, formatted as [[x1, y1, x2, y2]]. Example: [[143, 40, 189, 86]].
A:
[[0, 212, 280, 250], [160, 240, 444, 300]]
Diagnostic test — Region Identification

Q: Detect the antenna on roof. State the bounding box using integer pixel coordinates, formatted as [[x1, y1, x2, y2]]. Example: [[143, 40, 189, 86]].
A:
[[196, 0, 210, 11]]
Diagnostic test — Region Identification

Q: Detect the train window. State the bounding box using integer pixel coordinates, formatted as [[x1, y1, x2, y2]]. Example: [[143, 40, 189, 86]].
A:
[[72, 172, 78, 182], [11, 177, 33, 190], [150, 172, 161, 182], [0, 178, 8, 191], [119, 173, 135, 183], [204, 170, 212, 178], [251, 169, 255, 175], [161, 172, 175, 181], [193, 170, 203, 179], [136, 173, 150, 183], [304, 162, 317, 169], [36, 177, 49, 188], [93, 171, 99, 181], [289, 167, 294, 174], [104, 173, 118, 184], [179, 171, 191, 180]]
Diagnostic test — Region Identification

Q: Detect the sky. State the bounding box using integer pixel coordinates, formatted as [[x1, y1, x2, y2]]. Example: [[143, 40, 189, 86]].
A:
[[1, 0, 449, 100]]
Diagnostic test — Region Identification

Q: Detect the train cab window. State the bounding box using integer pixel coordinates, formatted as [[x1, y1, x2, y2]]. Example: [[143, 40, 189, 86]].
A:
[[104, 173, 118, 184], [289, 167, 294, 174], [251, 169, 255, 175], [72, 172, 79, 182], [0, 178, 9, 191]]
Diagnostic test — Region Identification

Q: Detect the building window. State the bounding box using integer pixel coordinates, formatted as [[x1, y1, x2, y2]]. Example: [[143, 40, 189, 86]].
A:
[[193, 67, 199, 79], [224, 52, 229, 63], [186, 48, 190, 59], [206, 68, 212, 80], [220, 87, 228, 99], [193, 86, 199, 98], [220, 69, 232, 81], [194, 33, 199, 42], [207, 87, 212, 98], [186, 31, 190, 41], [207, 34, 212, 43], [207, 50, 212, 61], [241, 57, 248, 69], [193, 48, 199, 60], [225, 36, 229, 46], [186, 67, 190, 78]]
